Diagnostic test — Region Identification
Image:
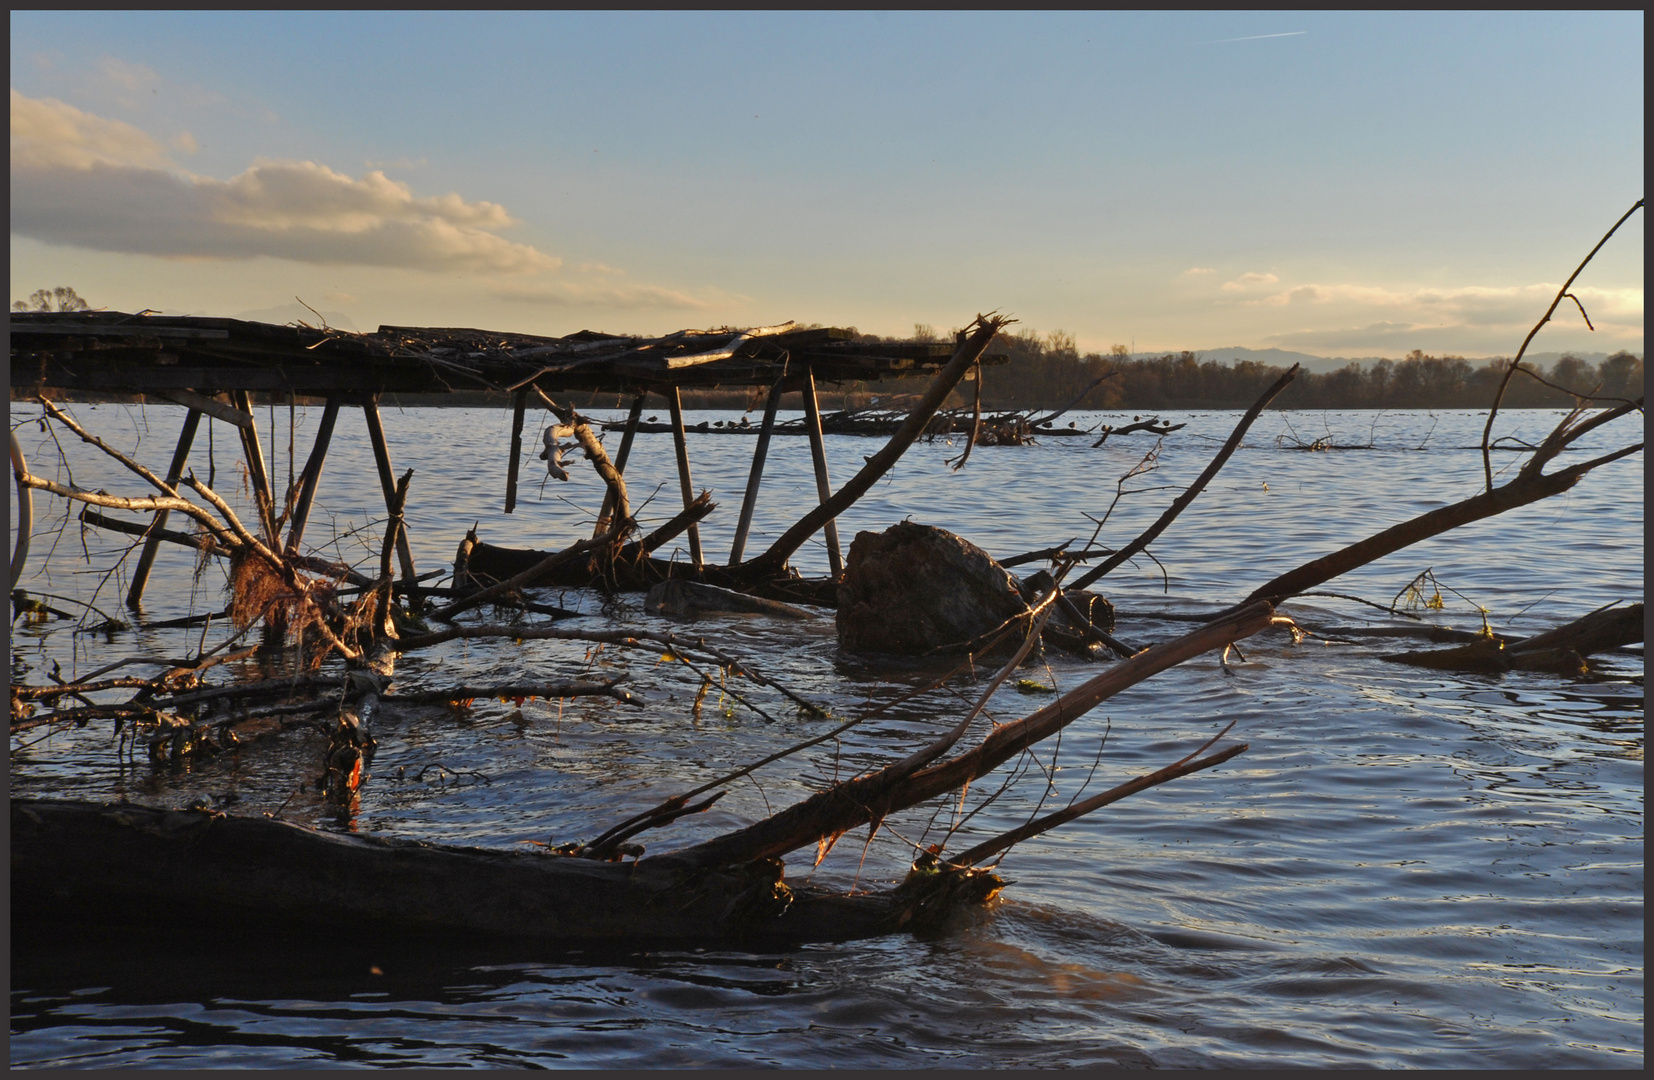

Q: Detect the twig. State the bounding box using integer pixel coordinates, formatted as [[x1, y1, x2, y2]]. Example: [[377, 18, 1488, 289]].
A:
[[1071, 365, 1298, 592], [1480, 198, 1643, 491]]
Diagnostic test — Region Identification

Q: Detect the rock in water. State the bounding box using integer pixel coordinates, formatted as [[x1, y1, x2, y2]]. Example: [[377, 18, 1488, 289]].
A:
[[836, 522, 1031, 655], [646, 579, 817, 621]]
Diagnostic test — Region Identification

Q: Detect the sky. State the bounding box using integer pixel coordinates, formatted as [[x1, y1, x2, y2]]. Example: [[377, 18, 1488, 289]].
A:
[[9, 11, 1644, 358]]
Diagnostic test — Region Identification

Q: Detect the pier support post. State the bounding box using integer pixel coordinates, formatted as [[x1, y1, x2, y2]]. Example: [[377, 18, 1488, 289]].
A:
[[801, 368, 843, 578], [729, 379, 785, 566], [594, 393, 646, 538], [363, 399, 420, 600], [230, 390, 279, 547], [284, 396, 340, 555], [504, 389, 528, 514], [125, 407, 203, 609], [666, 387, 704, 569]]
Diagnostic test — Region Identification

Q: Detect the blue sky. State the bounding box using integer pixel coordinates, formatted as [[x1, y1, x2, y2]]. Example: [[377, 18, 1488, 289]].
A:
[[9, 11, 1644, 357]]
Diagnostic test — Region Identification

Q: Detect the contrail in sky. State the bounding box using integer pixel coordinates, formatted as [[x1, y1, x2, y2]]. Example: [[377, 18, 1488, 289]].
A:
[[1206, 31, 1308, 43]]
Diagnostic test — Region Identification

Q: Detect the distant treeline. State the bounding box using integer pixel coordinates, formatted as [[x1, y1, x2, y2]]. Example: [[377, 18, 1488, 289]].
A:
[[655, 329, 1643, 413]]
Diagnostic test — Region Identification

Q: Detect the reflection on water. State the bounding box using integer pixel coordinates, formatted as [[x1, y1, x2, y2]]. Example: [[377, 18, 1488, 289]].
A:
[[10, 406, 1644, 1067]]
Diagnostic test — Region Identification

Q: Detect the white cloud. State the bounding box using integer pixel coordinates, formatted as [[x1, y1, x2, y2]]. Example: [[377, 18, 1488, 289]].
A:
[[10, 90, 559, 275], [10, 88, 172, 170], [1252, 281, 1643, 352], [1183, 266, 1215, 276], [1220, 271, 1279, 292], [492, 279, 720, 311]]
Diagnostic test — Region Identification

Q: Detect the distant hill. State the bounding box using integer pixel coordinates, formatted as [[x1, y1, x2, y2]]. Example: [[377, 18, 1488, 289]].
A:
[[1183, 346, 1631, 373]]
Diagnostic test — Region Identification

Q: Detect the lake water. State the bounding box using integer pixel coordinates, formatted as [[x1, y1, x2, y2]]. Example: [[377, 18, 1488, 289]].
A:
[[9, 402, 1644, 1068]]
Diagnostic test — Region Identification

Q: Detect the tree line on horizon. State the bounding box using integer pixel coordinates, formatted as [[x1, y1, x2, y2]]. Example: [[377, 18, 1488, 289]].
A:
[[910, 325, 1644, 412]]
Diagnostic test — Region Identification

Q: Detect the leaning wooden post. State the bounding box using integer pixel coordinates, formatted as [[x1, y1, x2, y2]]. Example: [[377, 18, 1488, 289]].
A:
[[800, 368, 843, 578], [362, 398, 420, 598], [504, 388, 528, 514], [728, 378, 786, 566], [125, 407, 202, 609], [230, 390, 279, 547], [284, 396, 340, 555], [666, 386, 704, 569], [594, 393, 646, 538], [738, 313, 1008, 581]]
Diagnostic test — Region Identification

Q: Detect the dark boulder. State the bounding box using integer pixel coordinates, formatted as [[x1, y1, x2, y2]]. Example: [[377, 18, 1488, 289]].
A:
[[836, 522, 1031, 655]]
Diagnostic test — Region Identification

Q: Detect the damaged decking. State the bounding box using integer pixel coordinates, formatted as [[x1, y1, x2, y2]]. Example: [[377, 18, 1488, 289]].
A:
[[9, 312, 1009, 605]]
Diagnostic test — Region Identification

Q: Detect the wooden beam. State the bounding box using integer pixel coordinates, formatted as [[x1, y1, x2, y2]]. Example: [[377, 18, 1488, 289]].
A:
[[125, 408, 203, 610], [800, 367, 843, 578], [154, 389, 252, 430], [362, 399, 419, 597], [728, 379, 785, 566], [230, 390, 279, 547], [504, 389, 527, 514], [666, 387, 704, 569], [284, 397, 340, 555], [594, 393, 645, 538]]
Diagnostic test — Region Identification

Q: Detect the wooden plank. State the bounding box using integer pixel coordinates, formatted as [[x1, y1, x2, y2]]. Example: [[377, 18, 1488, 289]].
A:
[[666, 387, 704, 568], [728, 379, 786, 566], [230, 390, 280, 546], [800, 368, 843, 577], [153, 389, 253, 430], [594, 394, 645, 538], [504, 389, 528, 514], [284, 397, 340, 554], [123, 408, 202, 609], [363, 400, 419, 594]]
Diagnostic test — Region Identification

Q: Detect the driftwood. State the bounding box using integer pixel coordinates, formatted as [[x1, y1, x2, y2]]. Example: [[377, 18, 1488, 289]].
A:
[[10, 798, 989, 945], [1382, 602, 1643, 675]]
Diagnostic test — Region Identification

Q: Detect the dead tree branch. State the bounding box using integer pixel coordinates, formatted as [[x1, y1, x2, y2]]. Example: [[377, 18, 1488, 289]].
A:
[[1480, 197, 1643, 491]]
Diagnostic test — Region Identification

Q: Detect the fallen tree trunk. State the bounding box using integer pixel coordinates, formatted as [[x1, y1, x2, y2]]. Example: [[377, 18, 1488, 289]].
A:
[[1382, 601, 1643, 675], [10, 798, 996, 945]]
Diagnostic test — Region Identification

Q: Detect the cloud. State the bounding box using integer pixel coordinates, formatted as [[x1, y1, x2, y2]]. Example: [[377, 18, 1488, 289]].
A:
[[1183, 267, 1215, 276], [10, 88, 172, 170], [1255, 282, 1643, 352], [10, 90, 560, 275], [492, 279, 721, 312], [1221, 271, 1279, 292]]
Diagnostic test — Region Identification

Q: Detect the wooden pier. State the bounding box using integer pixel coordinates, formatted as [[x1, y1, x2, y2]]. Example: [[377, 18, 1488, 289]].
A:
[[10, 311, 1009, 606]]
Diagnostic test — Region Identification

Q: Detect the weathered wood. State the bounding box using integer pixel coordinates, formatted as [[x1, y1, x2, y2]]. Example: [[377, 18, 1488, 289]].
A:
[[362, 399, 419, 596], [504, 388, 527, 514], [527, 386, 630, 545], [230, 390, 279, 546], [283, 396, 339, 555], [653, 601, 1275, 870], [10, 430, 32, 590], [594, 393, 645, 538], [738, 314, 1009, 580], [11, 798, 987, 946], [729, 379, 785, 566], [1238, 401, 1643, 611], [666, 386, 705, 568], [154, 389, 252, 430], [125, 407, 202, 609], [1382, 602, 1644, 674], [801, 368, 844, 578]]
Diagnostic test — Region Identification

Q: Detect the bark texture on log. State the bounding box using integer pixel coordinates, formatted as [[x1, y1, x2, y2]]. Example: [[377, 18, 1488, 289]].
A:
[[11, 798, 997, 946], [836, 522, 1031, 656]]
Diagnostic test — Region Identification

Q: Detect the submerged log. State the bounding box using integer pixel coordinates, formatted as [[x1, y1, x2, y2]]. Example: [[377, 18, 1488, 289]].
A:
[[10, 798, 999, 946], [645, 579, 819, 621]]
